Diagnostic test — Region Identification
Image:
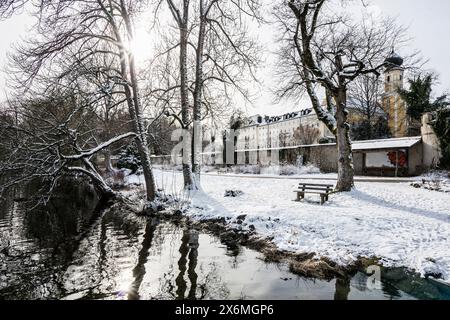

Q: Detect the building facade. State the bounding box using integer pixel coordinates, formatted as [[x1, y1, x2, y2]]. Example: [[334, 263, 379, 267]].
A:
[[236, 109, 334, 152], [217, 52, 440, 175], [237, 51, 413, 151]]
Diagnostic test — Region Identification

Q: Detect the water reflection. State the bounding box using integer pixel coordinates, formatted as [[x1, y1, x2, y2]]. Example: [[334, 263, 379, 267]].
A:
[[0, 181, 99, 299], [1, 184, 449, 300], [334, 277, 351, 300], [128, 220, 157, 300]]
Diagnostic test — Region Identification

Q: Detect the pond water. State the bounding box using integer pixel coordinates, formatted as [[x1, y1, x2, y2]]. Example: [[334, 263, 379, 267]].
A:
[[1, 183, 449, 300]]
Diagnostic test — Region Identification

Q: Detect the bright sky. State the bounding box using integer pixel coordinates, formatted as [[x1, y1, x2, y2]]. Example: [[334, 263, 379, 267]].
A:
[[370, 0, 450, 94], [0, 0, 449, 117]]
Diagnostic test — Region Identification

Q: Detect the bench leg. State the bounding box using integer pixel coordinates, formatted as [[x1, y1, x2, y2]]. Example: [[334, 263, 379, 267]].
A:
[[296, 192, 305, 201], [320, 194, 325, 205]]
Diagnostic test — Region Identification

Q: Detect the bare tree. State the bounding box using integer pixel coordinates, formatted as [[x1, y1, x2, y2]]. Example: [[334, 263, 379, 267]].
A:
[[153, 0, 261, 189], [347, 74, 389, 140], [293, 124, 320, 145], [275, 0, 409, 191], [1, 0, 159, 201], [163, 0, 197, 189]]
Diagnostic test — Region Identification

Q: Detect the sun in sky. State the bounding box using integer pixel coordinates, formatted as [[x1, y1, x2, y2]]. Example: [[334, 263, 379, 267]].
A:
[[126, 24, 153, 65]]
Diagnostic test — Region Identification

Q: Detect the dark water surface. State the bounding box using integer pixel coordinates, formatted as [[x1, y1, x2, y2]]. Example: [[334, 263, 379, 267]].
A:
[[1, 183, 449, 300]]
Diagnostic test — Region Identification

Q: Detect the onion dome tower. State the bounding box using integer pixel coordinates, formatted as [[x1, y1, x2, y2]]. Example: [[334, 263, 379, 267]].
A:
[[384, 49, 405, 93], [382, 49, 409, 138]]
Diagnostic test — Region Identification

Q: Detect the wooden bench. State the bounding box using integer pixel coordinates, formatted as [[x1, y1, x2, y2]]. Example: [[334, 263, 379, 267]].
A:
[[294, 183, 335, 205]]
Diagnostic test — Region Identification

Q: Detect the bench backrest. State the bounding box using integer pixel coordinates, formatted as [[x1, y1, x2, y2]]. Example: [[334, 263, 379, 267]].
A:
[[298, 183, 334, 192]]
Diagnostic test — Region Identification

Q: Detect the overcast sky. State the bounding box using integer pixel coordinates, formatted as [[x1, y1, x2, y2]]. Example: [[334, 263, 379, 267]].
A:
[[0, 0, 449, 116]]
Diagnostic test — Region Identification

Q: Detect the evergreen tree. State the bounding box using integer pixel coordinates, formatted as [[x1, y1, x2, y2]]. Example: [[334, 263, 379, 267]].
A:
[[398, 73, 449, 168], [398, 74, 448, 121], [351, 117, 391, 141], [117, 142, 142, 174]]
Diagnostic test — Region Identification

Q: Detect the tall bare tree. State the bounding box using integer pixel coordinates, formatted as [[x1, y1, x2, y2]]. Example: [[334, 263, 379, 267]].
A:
[[163, 0, 197, 189], [154, 0, 261, 189], [275, 0, 409, 191]]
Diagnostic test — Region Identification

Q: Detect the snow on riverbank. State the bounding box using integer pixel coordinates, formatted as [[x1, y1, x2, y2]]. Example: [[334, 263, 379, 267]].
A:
[[126, 169, 450, 282], [412, 171, 450, 193]]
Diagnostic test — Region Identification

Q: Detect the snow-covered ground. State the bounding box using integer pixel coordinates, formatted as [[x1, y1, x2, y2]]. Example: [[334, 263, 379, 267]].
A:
[[153, 164, 417, 182], [412, 171, 450, 193], [125, 169, 450, 282]]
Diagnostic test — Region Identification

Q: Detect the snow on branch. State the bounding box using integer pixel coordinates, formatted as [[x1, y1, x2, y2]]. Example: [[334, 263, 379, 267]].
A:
[[62, 132, 137, 160]]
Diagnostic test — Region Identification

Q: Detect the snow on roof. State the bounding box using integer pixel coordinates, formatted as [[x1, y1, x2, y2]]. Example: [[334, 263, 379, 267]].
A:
[[235, 137, 422, 153], [352, 136, 421, 151], [243, 109, 315, 128]]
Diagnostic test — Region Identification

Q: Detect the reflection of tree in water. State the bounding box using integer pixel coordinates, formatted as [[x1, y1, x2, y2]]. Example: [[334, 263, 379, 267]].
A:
[[381, 281, 402, 300], [127, 219, 158, 300], [122, 222, 236, 300], [187, 231, 199, 299], [0, 180, 105, 299], [23, 179, 99, 245], [175, 229, 203, 300], [227, 250, 245, 270], [148, 225, 230, 300], [334, 277, 351, 300], [175, 230, 190, 299], [61, 209, 145, 299], [350, 271, 401, 300], [196, 263, 230, 300], [381, 268, 446, 300]]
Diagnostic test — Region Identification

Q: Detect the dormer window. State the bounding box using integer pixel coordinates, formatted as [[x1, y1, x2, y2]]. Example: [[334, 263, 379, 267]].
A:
[[387, 76, 391, 82]]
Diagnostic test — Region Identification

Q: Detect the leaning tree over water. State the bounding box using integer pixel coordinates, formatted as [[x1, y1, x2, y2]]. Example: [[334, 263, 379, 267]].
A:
[[0, 0, 159, 201]]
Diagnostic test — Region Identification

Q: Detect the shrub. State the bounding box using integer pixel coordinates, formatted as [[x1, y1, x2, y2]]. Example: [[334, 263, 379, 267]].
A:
[[116, 143, 142, 174]]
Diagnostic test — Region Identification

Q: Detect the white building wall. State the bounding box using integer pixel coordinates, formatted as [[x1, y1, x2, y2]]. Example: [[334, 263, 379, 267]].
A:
[[236, 111, 334, 151]]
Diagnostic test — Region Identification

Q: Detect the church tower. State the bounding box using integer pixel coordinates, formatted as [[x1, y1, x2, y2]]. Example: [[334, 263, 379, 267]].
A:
[[382, 51, 409, 138]]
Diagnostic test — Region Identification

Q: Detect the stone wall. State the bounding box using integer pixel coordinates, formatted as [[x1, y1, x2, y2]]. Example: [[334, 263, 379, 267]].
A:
[[353, 153, 364, 175], [421, 113, 441, 169], [408, 142, 424, 176], [309, 145, 338, 173]]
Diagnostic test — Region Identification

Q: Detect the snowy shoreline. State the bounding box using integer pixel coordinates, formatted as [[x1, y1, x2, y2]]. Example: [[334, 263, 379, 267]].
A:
[[123, 169, 450, 284]]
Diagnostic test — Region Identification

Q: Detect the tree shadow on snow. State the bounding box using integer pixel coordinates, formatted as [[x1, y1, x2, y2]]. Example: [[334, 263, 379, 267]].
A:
[[351, 189, 450, 224]]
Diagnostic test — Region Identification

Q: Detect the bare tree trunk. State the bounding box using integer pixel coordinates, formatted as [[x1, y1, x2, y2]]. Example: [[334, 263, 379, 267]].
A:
[[128, 52, 158, 201], [68, 164, 115, 201], [191, 1, 207, 187], [180, 16, 195, 189], [335, 89, 354, 192], [118, 64, 156, 201], [119, 2, 157, 201], [89, 174, 115, 200], [126, 97, 157, 201]]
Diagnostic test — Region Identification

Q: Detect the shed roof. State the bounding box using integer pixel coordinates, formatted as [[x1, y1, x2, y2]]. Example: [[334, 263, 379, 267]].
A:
[[235, 136, 422, 153], [352, 136, 422, 151]]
